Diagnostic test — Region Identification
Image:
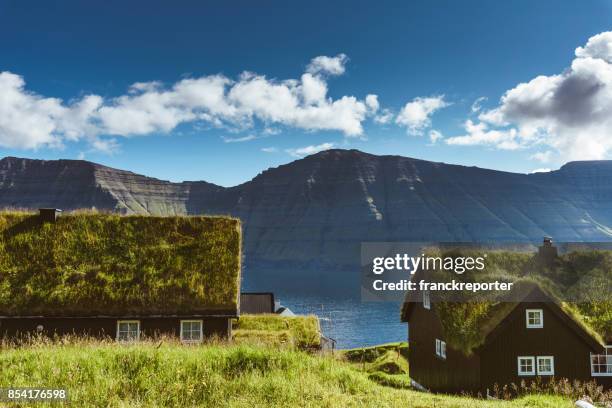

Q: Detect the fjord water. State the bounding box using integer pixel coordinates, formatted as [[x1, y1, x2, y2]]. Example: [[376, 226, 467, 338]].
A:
[[269, 293, 405, 349]]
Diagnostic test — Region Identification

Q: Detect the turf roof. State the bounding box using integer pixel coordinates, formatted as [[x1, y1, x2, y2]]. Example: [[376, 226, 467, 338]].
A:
[[0, 211, 241, 317], [401, 249, 612, 355]]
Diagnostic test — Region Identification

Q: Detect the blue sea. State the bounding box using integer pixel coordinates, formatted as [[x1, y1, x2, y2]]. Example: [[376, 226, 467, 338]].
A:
[[273, 294, 406, 349]]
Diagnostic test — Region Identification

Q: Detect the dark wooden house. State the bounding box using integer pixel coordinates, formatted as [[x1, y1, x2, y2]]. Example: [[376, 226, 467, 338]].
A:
[[401, 242, 611, 393], [0, 210, 242, 343]]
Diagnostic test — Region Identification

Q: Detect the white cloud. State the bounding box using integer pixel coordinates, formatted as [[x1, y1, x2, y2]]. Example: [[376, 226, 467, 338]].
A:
[[452, 31, 612, 161], [306, 54, 348, 76], [446, 120, 520, 150], [365, 94, 380, 113], [285, 142, 334, 158], [261, 146, 278, 153], [222, 134, 259, 143], [0, 72, 98, 149], [0, 54, 374, 151], [471, 96, 487, 113], [395, 95, 450, 135], [428, 129, 443, 144], [374, 109, 394, 124]]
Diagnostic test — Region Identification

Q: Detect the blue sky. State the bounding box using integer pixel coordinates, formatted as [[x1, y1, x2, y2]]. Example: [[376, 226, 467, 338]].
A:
[[1, 0, 612, 186]]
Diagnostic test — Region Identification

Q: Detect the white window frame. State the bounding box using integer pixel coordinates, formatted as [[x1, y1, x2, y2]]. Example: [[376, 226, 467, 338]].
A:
[[525, 309, 543, 329], [517, 356, 535, 376], [180, 320, 204, 343], [537, 356, 555, 376], [590, 349, 612, 377], [116, 320, 140, 342], [423, 289, 431, 310], [435, 338, 446, 360]]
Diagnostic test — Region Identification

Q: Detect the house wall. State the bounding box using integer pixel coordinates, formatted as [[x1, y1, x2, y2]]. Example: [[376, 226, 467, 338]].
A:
[[240, 293, 275, 314], [408, 301, 481, 393], [0, 317, 232, 340], [480, 302, 609, 391]]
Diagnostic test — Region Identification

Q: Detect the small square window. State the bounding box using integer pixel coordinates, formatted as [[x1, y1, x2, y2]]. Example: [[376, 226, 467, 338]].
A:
[[423, 290, 431, 310], [537, 356, 554, 375], [117, 320, 140, 342], [180, 320, 203, 343], [526, 309, 543, 328], [518, 356, 535, 376]]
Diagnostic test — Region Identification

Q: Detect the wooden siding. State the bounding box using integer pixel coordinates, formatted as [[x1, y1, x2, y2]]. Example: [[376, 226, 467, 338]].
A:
[[0, 317, 232, 340], [480, 302, 609, 391], [240, 293, 275, 314], [408, 300, 481, 393]]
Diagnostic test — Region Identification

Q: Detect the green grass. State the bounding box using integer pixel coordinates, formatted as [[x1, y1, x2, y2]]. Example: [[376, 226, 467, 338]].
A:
[[0, 340, 574, 408], [233, 314, 321, 349], [0, 211, 241, 316], [342, 342, 410, 389]]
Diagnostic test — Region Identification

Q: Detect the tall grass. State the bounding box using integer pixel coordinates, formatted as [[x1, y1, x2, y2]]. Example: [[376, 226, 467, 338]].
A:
[[0, 338, 576, 407]]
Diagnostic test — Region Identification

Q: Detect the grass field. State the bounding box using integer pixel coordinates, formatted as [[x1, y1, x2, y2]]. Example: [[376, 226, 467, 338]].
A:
[[233, 314, 321, 349], [0, 338, 576, 408]]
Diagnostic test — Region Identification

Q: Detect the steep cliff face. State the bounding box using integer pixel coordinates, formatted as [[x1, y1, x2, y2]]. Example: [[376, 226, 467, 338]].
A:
[[1, 151, 612, 272]]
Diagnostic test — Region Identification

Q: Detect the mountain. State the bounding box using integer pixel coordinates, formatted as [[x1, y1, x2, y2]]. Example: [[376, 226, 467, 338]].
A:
[[2, 150, 612, 286]]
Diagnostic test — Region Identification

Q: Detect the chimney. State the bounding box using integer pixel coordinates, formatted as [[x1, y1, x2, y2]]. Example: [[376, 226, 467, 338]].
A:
[[39, 208, 62, 223], [537, 236, 558, 266]]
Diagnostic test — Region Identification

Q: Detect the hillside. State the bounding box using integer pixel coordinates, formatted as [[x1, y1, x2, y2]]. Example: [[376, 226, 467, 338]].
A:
[[2, 151, 612, 283]]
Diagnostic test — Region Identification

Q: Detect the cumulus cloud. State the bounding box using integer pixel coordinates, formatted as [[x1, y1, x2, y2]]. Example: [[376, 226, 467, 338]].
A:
[[446, 120, 520, 150], [0, 72, 99, 149], [395, 95, 449, 135], [285, 142, 334, 157], [0, 54, 375, 151], [449, 31, 612, 161], [306, 54, 348, 76]]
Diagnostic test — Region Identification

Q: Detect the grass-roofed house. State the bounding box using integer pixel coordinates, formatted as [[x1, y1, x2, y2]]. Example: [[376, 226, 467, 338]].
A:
[[0, 209, 241, 343], [401, 239, 612, 394]]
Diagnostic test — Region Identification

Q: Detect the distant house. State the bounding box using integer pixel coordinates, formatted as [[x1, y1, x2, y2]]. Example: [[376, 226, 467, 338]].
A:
[[401, 240, 611, 393], [0, 209, 242, 343], [240, 292, 275, 314]]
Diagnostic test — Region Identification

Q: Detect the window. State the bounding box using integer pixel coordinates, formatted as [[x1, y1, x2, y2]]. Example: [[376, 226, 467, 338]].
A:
[[435, 339, 446, 360], [537, 356, 555, 376], [526, 309, 543, 328], [117, 320, 140, 342], [423, 289, 431, 310], [518, 356, 535, 376], [591, 353, 612, 376], [180, 320, 203, 343]]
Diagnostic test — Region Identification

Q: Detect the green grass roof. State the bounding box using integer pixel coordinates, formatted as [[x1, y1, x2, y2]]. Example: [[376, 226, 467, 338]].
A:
[[0, 211, 241, 317], [402, 249, 612, 355]]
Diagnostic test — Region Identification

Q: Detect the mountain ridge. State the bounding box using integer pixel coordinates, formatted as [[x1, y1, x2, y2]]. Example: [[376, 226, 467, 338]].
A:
[[2, 150, 612, 282]]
